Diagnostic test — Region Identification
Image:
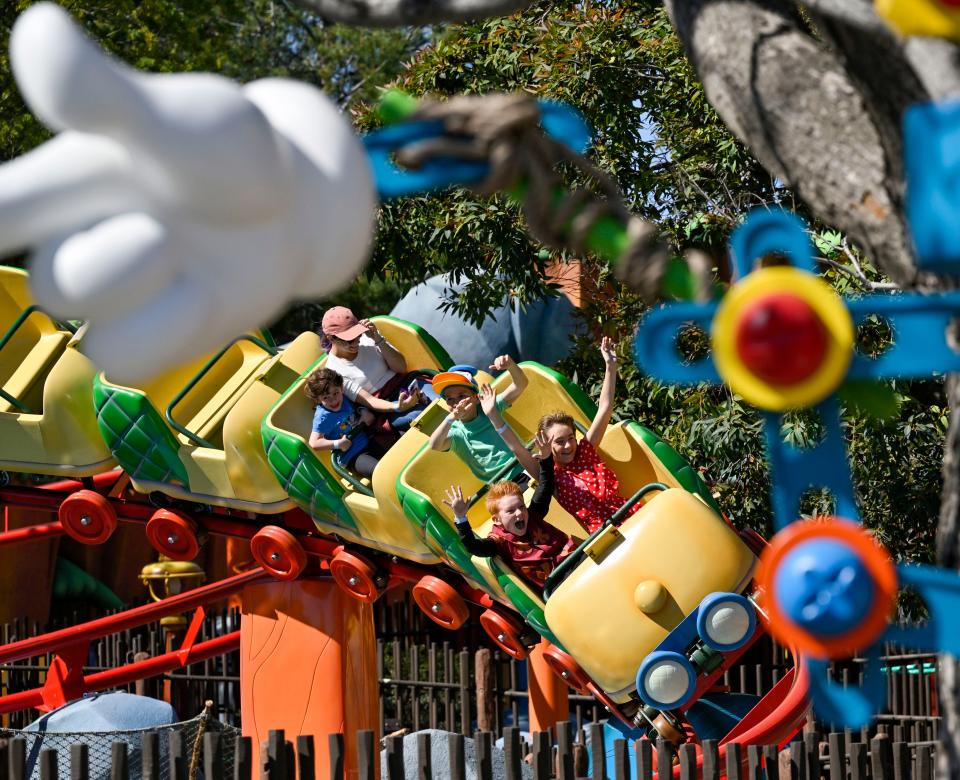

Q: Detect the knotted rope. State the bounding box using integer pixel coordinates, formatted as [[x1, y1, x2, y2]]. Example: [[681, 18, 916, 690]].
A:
[[393, 92, 669, 300]]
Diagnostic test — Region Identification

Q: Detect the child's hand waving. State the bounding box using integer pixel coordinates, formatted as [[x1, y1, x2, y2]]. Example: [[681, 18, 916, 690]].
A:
[[600, 336, 617, 366], [479, 384, 498, 417], [534, 430, 552, 460], [443, 485, 469, 517]]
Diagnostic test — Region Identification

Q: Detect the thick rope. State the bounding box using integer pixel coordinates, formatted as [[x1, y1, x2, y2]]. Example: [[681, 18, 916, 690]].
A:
[[394, 92, 669, 300]]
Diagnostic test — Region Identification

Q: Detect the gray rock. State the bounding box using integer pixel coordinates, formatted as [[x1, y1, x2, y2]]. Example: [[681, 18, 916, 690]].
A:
[[380, 729, 535, 780]]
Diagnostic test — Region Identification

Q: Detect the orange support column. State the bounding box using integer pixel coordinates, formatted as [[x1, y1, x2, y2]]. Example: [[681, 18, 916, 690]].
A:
[[240, 579, 378, 778], [527, 641, 569, 733]]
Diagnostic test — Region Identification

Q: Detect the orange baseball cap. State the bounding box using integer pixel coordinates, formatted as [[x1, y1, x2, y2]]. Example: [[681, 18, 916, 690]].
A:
[[432, 365, 479, 397]]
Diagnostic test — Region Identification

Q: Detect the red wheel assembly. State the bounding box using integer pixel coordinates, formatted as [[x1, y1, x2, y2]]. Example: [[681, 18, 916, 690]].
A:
[[541, 642, 590, 691], [330, 549, 379, 602], [59, 490, 117, 545], [413, 576, 469, 629], [479, 609, 530, 660], [250, 526, 307, 581], [146, 509, 201, 561]]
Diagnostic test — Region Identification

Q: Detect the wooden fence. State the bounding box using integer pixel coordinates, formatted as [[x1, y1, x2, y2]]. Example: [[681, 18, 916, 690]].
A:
[[0, 595, 944, 741], [0, 724, 942, 780]]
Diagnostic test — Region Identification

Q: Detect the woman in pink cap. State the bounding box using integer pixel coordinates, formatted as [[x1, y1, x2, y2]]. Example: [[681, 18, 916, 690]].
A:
[[320, 306, 439, 429]]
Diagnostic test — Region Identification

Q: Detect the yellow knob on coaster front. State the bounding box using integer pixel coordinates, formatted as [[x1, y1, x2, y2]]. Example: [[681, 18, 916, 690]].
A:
[[634, 579, 667, 614], [711, 267, 854, 412]]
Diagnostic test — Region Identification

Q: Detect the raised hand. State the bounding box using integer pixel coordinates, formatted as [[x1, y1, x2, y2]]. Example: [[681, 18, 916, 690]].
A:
[[442, 485, 469, 517], [2, 4, 375, 382], [479, 384, 498, 417], [397, 390, 417, 411], [489, 355, 514, 373], [534, 430, 552, 460], [600, 336, 617, 366]]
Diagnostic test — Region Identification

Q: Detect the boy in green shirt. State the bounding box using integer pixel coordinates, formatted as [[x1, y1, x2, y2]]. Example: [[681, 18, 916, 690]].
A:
[[429, 356, 529, 481]]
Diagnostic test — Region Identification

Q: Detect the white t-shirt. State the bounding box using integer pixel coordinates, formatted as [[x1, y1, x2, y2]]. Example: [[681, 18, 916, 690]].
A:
[[326, 334, 397, 401]]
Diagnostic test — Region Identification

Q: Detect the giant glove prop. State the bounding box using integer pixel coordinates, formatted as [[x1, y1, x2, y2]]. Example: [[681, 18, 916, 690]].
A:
[[0, 3, 376, 383]]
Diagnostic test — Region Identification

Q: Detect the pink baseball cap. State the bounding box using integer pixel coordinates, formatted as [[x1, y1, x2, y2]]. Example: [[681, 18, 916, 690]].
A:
[[321, 306, 367, 341]]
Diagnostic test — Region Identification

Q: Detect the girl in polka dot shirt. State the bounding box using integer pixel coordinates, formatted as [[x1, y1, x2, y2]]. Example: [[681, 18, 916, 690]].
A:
[[492, 337, 637, 535]]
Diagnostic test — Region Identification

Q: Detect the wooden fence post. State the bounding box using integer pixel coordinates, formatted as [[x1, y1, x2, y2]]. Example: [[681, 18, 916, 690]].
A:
[[612, 738, 628, 780], [234, 736, 252, 780], [504, 727, 523, 780], [679, 743, 697, 780], [295, 735, 315, 780], [475, 731, 493, 780], [725, 743, 743, 780], [39, 749, 57, 780], [589, 724, 605, 780], [70, 743, 88, 780], [416, 732, 431, 780], [357, 730, 375, 780], [701, 740, 719, 780], [870, 735, 893, 780], [476, 648, 496, 734], [328, 734, 344, 780], [449, 733, 466, 780], [110, 742, 128, 780], [636, 739, 653, 780], [459, 649, 471, 736], [8, 739, 25, 780], [533, 731, 552, 780], [204, 732, 223, 780], [556, 721, 574, 780]]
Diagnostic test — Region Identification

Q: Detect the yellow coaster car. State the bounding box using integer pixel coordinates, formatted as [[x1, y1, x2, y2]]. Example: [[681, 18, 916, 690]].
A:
[[94, 331, 322, 513], [0, 267, 115, 477], [261, 316, 450, 564], [393, 362, 746, 676]]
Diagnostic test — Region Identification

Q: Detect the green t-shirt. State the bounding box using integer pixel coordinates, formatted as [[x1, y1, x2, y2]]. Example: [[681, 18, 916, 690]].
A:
[[448, 396, 514, 481]]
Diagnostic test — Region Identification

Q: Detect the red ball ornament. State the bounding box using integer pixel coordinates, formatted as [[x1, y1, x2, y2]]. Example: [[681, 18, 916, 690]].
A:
[[735, 293, 828, 385]]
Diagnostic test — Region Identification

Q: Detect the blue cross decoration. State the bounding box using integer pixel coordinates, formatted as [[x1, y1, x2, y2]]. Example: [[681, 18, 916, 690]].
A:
[[633, 207, 960, 727]]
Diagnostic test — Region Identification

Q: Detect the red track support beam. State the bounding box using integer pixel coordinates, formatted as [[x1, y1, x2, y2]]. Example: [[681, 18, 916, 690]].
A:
[[0, 521, 65, 546], [0, 631, 240, 715], [0, 568, 267, 665]]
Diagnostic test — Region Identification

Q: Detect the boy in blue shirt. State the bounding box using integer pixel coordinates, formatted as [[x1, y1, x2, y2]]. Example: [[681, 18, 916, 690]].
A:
[[305, 368, 391, 477]]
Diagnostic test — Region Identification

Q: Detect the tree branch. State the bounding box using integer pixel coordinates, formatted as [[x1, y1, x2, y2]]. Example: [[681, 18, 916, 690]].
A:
[[291, 0, 533, 27]]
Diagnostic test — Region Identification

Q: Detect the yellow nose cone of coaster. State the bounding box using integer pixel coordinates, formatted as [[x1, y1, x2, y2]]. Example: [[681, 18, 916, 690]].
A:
[[876, 0, 960, 41], [635, 580, 667, 613]]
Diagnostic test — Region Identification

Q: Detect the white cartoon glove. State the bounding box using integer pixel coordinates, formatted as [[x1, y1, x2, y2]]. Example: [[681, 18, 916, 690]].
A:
[[0, 3, 376, 383]]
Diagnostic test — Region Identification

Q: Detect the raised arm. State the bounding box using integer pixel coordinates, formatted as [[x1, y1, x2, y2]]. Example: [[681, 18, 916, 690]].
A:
[[490, 355, 528, 405], [444, 485, 499, 557], [356, 387, 417, 414], [527, 433, 554, 518], [480, 384, 538, 478], [362, 319, 407, 374], [586, 336, 617, 448]]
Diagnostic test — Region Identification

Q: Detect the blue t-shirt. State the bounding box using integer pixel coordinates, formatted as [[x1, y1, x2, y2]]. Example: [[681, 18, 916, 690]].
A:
[[312, 398, 369, 463]]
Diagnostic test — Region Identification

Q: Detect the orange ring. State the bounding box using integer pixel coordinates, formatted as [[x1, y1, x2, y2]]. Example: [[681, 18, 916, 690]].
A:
[[541, 642, 590, 691], [250, 526, 307, 581], [478, 609, 529, 660], [413, 576, 470, 629], [330, 550, 379, 602], [756, 518, 897, 659], [59, 490, 118, 545], [146, 509, 200, 560]]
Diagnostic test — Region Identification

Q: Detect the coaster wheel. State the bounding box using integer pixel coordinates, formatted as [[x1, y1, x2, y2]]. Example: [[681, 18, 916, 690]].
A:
[[146, 509, 201, 561], [250, 526, 307, 581], [413, 576, 469, 629], [541, 643, 590, 691], [479, 609, 530, 660], [330, 550, 379, 602], [59, 490, 117, 545]]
